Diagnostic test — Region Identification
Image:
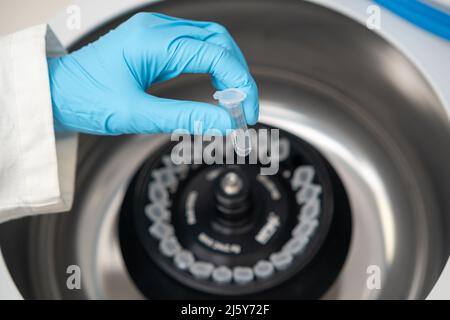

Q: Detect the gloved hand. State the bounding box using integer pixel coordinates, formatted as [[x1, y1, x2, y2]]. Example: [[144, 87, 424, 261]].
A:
[[47, 12, 259, 135]]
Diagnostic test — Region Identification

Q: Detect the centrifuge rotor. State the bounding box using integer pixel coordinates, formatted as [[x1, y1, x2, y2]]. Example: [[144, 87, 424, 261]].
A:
[[119, 125, 351, 298]]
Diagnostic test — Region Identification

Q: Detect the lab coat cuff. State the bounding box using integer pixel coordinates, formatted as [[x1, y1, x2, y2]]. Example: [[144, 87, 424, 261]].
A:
[[0, 24, 77, 222]]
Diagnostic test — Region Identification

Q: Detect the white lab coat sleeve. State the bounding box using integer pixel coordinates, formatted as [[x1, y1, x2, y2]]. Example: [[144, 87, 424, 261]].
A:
[[0, 24, 78, 223]]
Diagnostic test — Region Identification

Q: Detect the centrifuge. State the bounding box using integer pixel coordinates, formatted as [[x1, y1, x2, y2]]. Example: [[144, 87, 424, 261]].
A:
[[1, 0, 450, 299]]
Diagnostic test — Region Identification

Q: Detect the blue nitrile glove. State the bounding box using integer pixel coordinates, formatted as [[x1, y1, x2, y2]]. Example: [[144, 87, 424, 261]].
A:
[[47, 12, 259, 135]]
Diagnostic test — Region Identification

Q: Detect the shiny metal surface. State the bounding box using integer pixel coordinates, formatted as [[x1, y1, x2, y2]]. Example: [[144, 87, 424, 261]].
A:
[[2, 0, 450, 299], [221, 172, 244, 196]]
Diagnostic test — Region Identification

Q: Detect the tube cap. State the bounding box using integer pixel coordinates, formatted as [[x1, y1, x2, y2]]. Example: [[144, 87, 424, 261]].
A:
[[213, 88, 247, 106]]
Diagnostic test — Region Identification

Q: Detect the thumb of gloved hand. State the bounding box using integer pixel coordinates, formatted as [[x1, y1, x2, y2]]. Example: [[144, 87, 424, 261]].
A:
[[47, 12, 259, 135]]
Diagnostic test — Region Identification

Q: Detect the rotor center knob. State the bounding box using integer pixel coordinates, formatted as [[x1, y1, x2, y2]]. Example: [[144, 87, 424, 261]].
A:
[[214, 167, 251, 222], [220, 172, 243, 196]]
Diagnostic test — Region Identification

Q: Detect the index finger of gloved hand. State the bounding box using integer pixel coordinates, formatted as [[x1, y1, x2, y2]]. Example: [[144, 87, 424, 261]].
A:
[[202, 22, 249, 70], [167, 38, 259, 125], [190, 25, 257, 125], [142, 14, 249, 71], [175, 19, 249, 71], [149, 14, 249, 70], [202, 29, 250, 91]]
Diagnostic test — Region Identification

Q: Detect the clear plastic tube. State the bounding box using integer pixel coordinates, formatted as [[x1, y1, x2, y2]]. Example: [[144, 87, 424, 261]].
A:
[[213, 88, 252, 157]]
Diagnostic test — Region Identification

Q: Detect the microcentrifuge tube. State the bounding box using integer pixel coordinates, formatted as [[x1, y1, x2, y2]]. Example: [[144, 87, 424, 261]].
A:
[[213, 88, 252, 157]]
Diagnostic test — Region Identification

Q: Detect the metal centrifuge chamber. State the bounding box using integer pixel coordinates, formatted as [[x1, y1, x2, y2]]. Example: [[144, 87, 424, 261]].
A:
[[1, 0, 450, 299]]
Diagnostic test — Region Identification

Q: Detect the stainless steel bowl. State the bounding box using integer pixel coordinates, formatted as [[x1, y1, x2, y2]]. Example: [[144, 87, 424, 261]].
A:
[[1, 0, 449, 299]]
